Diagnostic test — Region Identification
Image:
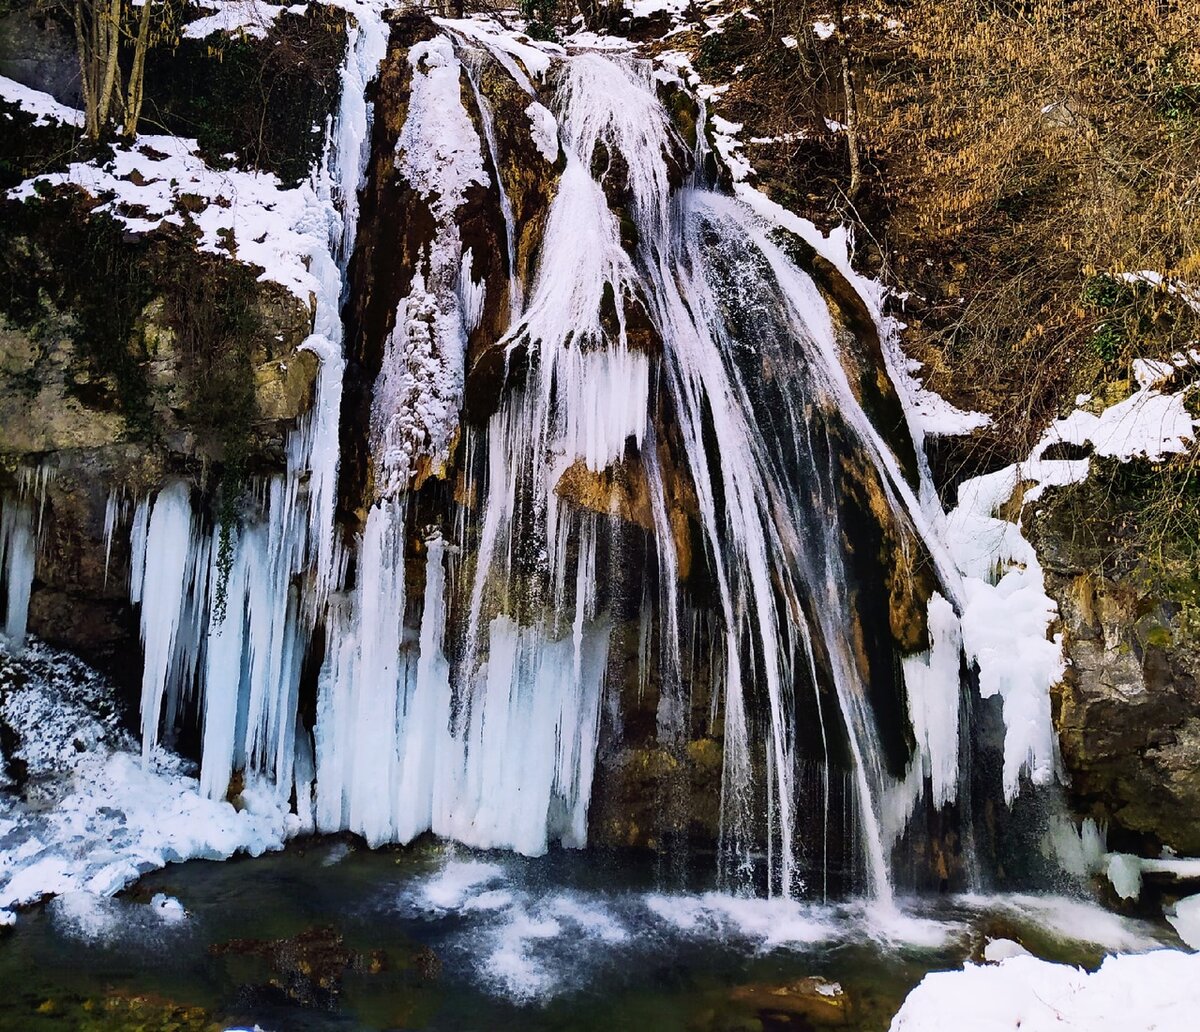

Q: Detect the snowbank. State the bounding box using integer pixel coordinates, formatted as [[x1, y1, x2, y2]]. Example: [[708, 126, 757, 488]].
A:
[[0, 74, 84, 127], [890, 950, 1200, 1031], [0, 642, 295, 925], [182, 0, 289, 40]]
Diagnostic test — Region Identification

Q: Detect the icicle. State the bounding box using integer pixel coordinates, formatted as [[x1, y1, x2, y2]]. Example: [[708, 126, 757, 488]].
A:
[[903, 593, 964, 810], [102, 490, 119, 587], [137, 481, 204, 759], [128, 496, 150, 606], [0, 499, 35, 646]]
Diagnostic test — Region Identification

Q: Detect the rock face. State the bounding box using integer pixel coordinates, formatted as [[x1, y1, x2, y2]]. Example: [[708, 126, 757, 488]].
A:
[[1031, 472, 1200, 854], [0, 194, 316, 677], [0, 0, 352, 683]]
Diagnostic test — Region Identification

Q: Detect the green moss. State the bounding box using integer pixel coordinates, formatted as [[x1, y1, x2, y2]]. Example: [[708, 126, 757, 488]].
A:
[[1, 186, 275, 453], [1039, 452, 1200, 610], [1143, 624, 1174, 647], [0, 193, 156, 431], [1080, 272, 1200, 370]]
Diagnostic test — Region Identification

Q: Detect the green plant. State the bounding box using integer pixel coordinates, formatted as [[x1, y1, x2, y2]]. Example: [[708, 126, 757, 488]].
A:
[[520, 0, 560, 42], [1082, 273, 1136, 312], [1089, 321, 1124, 362]]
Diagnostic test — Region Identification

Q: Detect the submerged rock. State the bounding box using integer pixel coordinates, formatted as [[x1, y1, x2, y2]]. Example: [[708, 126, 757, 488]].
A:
[[726, 976, 851, 1027]]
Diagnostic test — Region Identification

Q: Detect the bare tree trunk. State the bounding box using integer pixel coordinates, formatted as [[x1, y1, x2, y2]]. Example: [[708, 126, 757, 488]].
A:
[[841, 49, 861, 200], [123, 0, 154, 137], [73, 0, 98, 138], [834, 0, 861, 201], [96, 0, 123, 130]]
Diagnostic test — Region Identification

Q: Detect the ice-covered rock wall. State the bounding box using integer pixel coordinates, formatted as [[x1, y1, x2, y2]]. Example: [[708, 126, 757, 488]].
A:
[[0, 12, 1049, 902]]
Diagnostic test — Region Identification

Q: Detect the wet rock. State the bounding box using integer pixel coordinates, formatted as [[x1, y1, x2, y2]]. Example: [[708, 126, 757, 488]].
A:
[[554, 458, 654, 529], [0, 196, 316, 675], [38, 991, 218, 1032]]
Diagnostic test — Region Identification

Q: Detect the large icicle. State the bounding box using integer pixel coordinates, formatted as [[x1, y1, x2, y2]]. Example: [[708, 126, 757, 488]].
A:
[[0, 499, 34, 646], [135, 481, 207, 759]]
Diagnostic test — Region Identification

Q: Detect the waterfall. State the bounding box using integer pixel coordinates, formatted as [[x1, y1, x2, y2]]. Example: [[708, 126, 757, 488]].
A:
[[1, 16, 998, 903]]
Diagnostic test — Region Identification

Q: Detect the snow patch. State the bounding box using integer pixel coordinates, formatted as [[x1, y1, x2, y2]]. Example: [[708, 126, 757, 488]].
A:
[[1168, 895, 1200, 950], [182, 0, 286, 40], [8, 134, 332, 304], [0, 641, 293, 923], [526, 101, 560, 163], [0, 74, 84, 127], [890, 950, 1200, 1031]]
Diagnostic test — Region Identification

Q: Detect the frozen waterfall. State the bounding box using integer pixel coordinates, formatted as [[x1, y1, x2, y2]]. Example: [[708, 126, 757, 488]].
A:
[[0, 17, 1017, 904]]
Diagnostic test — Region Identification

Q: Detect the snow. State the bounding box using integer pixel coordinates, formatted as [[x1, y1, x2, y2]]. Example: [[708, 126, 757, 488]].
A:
[[1118, 270, 1200, 315], [626, 0, 690, 18], [936, 365, 1196, 801], [896, 356, 992, 436], [813, 20, 837, 40], [434, 16, 560, 88], [182, 0, 287, 40], [1034, 375, 1196, 463], [397, 37, 488, 222], [526, 101, 561, 163], [8, 134, 334, 304], [711, 114, 753, 182], [1168, 895, 1200, 950], [0, 74, 84, 127], [0, 641, 294, 925], [983, 937, 1031, 961], [890, 950, 1200, 1031]]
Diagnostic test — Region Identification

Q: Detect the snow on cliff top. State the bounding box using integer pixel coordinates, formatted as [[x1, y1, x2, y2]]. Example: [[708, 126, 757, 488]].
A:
[[182, 0, 292, 39], [8, 133, 333, 306], [0, 74, 84, 128]]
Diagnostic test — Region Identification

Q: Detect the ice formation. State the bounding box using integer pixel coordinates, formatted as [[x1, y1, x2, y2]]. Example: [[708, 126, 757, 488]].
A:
[[3, 10, 1196, 924], [0, 642, 292, 924]]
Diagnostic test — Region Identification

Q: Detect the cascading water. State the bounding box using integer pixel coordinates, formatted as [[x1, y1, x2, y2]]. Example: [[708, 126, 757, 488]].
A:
[[0, 16, 1037, 907]]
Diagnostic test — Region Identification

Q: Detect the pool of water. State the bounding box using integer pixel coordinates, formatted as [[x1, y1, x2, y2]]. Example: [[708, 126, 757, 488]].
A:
[[0, 839, 1178, 1031]]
